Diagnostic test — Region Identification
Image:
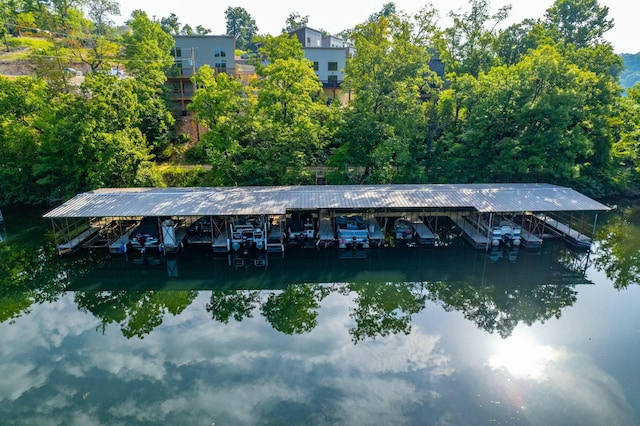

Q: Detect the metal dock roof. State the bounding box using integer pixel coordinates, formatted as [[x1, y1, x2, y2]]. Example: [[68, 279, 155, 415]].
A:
[[43, 184, 610, 218]]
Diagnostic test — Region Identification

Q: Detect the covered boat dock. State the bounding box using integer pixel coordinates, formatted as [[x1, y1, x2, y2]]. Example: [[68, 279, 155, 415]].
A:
[[43, 183, 610, 255]]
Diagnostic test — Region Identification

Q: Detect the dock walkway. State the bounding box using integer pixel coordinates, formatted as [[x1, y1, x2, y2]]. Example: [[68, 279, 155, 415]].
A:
[[451, 216, 490, 249], [536, 214, 591, 248], [412, 220, 436, 245], [58, 226, 100, 255], [317, 217, 335, 248]]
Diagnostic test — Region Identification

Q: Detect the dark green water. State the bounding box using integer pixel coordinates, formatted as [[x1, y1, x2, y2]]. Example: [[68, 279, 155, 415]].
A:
[[1, 203, 640, 425]]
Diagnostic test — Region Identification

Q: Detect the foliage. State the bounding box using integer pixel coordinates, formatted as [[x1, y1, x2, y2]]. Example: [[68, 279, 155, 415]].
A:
[[431, 44, 616, 189], [188, 34, 333, 186], [543, 0, 614, 48], [347, 281, 426, 343], [261, 284, 329, 335], [437, 0, 511, 77], [207, 290, 260, 323], [1, 0, 640, 199], [426, 281, 577, 338], [75, 290, 198, 338], [282, 11, 308, 33], [122, 10, 174, 87], [225, 6, 258, 51], [331, 13, 436, 183], [593, 203, 640, 288]]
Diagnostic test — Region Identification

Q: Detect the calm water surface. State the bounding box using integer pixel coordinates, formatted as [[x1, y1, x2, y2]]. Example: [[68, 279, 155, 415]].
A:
[[1, 204, 640, 425]]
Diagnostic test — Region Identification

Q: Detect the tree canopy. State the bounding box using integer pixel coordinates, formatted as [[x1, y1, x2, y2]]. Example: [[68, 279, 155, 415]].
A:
[[0, 0, 639, 206]]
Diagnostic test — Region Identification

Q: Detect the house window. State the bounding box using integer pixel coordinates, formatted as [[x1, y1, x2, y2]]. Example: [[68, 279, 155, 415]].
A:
[[328, 75, 338, 85], [306, 36, 311, 46], [174, 47, 182, 57], [215, 59, 227, 69], [313, 62, 319, 71], [328, 62, 338, 71], [214, 47, 226, 57]]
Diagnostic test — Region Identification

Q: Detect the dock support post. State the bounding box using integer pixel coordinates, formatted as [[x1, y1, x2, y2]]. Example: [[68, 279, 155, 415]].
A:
[[591, 213, 599, 250], [487, 213, 494, 251]]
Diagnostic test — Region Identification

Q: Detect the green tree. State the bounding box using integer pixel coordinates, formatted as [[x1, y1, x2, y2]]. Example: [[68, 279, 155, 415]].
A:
[[432, 44, 614, 190], [195, 25, 211, 35], [122, 10, 176, 152], [0, 76, 48, 204], [611, 84, 640, 189], [225, 6, 258, 51], [281, 11, 308, 33], [426, 280, 577, 338], [189, 65, 254, 185], [593, 204, 640, 289], [331, 13, 436, 183], [180, 23, 194, 35], [251, 34, 329, 183], [438, 0, 511, 77], [86, 0, 119, 35], [368, 2, 397, 22], [123, 10, 175, 87], [206, 290, 260, 323], [544, 0, 614, 48], [494, 19, 541, 66], [160, 12, 180, 35]]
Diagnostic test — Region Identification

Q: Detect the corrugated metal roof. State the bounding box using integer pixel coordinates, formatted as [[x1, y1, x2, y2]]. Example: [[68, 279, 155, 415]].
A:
[[43, 184, 610, 218]]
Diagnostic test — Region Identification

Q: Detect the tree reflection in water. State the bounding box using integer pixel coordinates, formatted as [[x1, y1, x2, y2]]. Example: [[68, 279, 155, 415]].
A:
[[0, 244, 69, 323], [425, 282, 578, 338], [261, 284, 331, 335], [593, 203, 640, 289], [344, 281, 427, 343], [75, 290, 198, 338], [207, 290, 261, 324], [0, 212, 602, 342]]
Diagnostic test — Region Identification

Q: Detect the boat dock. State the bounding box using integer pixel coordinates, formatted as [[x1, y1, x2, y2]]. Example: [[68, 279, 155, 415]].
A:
[[535, 214, 592, 248], [57, 226, 101, 255], [451, 216, 491, 249], [317, 216, 335, 249], [367, 217, 385, 247], [43, 184, 610, 256], [411, 219, 436, 245]]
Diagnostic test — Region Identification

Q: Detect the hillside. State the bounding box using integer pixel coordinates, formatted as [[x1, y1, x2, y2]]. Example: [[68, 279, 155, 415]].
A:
[[621, 53, 640, 89]]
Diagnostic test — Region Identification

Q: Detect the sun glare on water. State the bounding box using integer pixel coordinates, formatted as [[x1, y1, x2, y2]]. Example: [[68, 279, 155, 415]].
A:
[[488, 331, 566, 381]]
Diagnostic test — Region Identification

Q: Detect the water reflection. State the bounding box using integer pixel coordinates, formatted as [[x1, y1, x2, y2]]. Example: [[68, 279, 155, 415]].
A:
[[593, 203, 640, 288], [0, 241, 595, 341], [0, 205, 607, 342], [3, 207, 640, 424], [488, 330, 568, 381], [75, 290, 198, 338]]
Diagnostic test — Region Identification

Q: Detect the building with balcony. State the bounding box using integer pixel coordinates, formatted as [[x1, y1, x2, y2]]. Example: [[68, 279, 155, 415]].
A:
[[288, 26, 354, 102], [168, 35, 236, 140]]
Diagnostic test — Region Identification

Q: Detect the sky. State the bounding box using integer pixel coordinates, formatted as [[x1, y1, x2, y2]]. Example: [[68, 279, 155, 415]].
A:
[[115, 0, 639, 54]]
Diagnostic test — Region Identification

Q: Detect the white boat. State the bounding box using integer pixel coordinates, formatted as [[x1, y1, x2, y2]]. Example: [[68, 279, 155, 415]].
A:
[[493, 223, 521, 247], [286, 212, 316, 244], [336, 215, 369, 249], [229, 216, 267, 252]]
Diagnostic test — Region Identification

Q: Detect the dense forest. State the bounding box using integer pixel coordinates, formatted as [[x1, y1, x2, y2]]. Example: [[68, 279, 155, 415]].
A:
[[1, 0, 640, 207]]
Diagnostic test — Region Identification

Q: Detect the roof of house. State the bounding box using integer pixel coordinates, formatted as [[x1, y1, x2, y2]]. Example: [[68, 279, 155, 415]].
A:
[[43, 184, 610, 218]]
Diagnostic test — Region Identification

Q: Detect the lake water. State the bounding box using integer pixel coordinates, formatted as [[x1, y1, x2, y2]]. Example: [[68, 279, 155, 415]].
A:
[[1, 204, 640, 425]]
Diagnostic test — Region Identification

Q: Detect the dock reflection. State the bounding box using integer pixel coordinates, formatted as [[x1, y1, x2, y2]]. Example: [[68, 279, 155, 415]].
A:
[[68, 240, 592, 291]]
